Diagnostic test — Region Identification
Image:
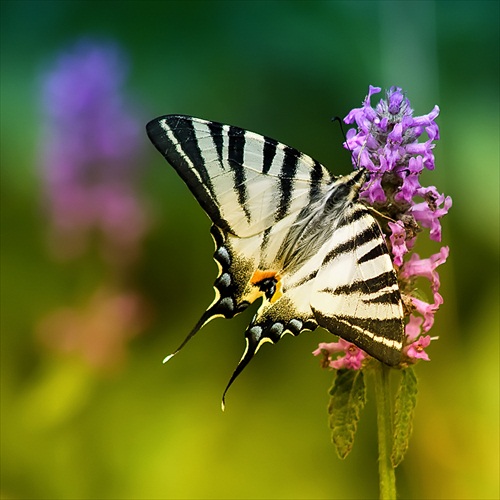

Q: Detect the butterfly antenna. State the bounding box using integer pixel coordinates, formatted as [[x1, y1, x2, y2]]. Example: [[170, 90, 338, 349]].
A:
[[331, 116, 350, 150], [331, 115, 364, 168], [163, 309, 215, 363]]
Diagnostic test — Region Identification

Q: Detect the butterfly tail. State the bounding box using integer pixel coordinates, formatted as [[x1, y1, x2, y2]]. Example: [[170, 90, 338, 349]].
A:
[[221, 332, 261, 411], [163, 309, 216, 363]]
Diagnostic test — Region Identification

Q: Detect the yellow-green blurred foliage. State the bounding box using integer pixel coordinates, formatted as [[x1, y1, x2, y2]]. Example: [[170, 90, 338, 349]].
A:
[[1, 1, 498, 499]]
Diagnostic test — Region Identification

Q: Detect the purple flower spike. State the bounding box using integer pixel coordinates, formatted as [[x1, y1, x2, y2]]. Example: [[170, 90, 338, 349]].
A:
[[344, 86, 441, 210], [315, 86, 451, 370], [39, 38, 149, 262]]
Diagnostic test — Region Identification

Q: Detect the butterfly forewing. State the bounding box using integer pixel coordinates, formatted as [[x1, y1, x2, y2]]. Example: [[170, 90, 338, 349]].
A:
[[146, 115, 333, 238], [146, 114, 405, 397]]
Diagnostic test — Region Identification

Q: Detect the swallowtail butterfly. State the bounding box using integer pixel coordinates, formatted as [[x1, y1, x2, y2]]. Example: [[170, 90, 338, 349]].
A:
[[146, 115, 404, 400]]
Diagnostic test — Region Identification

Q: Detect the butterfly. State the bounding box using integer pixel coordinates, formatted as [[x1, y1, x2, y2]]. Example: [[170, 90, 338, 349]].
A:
[[146, 115, 404, 402]]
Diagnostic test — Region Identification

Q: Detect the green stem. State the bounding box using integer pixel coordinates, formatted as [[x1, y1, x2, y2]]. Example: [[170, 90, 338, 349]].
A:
[[373, 361, 397, 500]]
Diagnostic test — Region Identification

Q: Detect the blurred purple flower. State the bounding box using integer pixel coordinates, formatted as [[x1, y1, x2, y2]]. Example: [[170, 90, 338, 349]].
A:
[[39, 38, 149, 262], [315, 86, 451, 370]]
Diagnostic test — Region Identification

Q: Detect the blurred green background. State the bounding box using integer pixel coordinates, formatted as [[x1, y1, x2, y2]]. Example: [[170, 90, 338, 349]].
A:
[[1, 1, 498, 499]]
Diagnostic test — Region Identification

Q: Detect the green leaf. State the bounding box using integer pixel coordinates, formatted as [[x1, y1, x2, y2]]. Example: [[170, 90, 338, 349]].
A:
[[391, 366, 418, 467], [328, 369, 367, 459]]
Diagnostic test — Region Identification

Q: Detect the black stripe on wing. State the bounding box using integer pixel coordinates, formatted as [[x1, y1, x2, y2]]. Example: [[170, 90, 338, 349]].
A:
[[309, 160, 325, 201], [322, 220, 381, 265], [208, 121, 224, 160], [228, 126, 252, 223], [262, 136, 278, 174], [357, 242, 387, 264], [276, 146, 299, 220], [146, 115, 231, 233], [328, 271, 399, 295]]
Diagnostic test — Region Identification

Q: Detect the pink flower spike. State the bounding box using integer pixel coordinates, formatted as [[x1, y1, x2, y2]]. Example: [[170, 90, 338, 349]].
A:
[[405, 335, 432, 361], [388, 220, 408, 266], [405, 314, 423, 342], [312, 341, 345, 356], [317, 86, 451, 371], [411, 191, 452, 242], [330, 342, 367, 370], [313, 339, 367, 370], [402, 246, 450, 293], [411, 294, 443, 332]]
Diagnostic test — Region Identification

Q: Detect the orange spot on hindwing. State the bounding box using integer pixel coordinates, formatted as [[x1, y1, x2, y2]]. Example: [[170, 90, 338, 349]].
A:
[[250, 270, 283, 303]]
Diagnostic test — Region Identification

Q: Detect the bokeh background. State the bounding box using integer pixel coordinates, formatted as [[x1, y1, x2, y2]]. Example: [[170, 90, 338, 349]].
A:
[[1, 1, 498, 499]]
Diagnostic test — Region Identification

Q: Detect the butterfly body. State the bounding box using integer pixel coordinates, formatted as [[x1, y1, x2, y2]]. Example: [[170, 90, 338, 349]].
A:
[[146, 115, 404, 397]]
